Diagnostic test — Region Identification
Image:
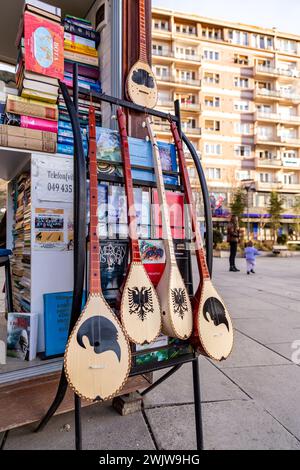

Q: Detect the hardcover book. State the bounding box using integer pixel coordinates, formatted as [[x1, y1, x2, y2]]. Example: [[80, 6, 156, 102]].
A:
[[24, 12, 64, 80], [64, 21, 100, 44], [44, 291, 85, 357], [64, 41, 98, 57], [21, 115, 58, 133], [152, 190, 185, 239], [64, 60, 99, 80], [6, 94, 58, 120], [64, 32, 95, 49], [64, 50, 99, 67], [7, 312, 38, 361], [0, 124, 56, 152], [139, 239, 166, 286], [100, 240, 128, 300]]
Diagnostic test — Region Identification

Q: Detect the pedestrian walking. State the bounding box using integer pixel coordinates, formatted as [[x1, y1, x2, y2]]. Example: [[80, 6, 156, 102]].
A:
[[227, 215, 240, 272], [244, 240, 259, 275]]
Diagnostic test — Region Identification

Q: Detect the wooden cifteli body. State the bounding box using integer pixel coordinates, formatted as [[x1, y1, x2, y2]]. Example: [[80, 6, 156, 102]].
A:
[[170, 120, 233, 361], [64, 106, 131, 402], [117, 108, 161, 345], [126, 0, 158, 109], [145, 117, 193, 340]]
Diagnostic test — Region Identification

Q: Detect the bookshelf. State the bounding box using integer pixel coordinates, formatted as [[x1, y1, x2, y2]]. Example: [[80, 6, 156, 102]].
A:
[[5, 151, 74, 354]]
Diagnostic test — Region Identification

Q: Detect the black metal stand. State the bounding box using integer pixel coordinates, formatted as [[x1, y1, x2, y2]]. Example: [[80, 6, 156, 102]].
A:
[[36, 92, 211, 451]]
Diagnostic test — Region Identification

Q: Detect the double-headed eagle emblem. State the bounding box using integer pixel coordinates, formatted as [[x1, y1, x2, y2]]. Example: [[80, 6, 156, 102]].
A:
[[128, 286, 154, 321]]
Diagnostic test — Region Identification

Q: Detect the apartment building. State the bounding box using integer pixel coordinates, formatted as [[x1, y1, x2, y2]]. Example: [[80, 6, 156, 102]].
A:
[[152, 8, 300, 236]]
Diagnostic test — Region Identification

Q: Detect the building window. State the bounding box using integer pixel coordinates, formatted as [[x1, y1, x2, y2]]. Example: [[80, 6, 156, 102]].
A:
[[284, 173, 296, 184], [234, 54, 249, 65], [277, 38, 297, 54], [252, 34, 274, 50], [236, 170, 251, 181], [234, 145, 252, 157], [234, 122, 252, 134], [228, 30, 249, 46], [176, 23, 196, 35], [258, 150, 276, 159], [259, 172, 272, 182], [204, 96, 220, 107], [204, 50, 220, 61], [205, 144, 222, 155], [206, 168, 221, 179], [203, 72, 220, 84], [202, 26, 223, 40], [154, 66, 169, 78], [234, 77, 249, 88], [234, 100, 250, 111], [205, 120, 220, 131], [153, 20, 169, 31], [152, 44, 164, 55]]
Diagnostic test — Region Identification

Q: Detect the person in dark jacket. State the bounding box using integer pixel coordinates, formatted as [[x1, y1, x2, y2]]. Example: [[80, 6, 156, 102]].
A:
[[227, 215, 240, 272]]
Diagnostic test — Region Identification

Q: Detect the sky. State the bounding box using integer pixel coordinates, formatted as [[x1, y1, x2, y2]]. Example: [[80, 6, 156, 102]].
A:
[[152, 0, 299, 36]]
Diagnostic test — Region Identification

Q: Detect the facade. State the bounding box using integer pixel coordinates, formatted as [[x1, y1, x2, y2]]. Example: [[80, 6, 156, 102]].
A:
[[152, 8, 300, 238]]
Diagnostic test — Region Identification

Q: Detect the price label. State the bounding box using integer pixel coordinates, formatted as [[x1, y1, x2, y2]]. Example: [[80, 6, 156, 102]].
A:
[[32, 155, 74, 203]]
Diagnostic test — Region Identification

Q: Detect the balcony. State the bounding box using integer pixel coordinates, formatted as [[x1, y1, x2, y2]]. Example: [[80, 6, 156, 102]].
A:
[[254, 64, 300, 79], [153, 123, 170, 133], [256, 181, 283, 191], [255, 111, 300, 125], [181, 126, 201, 135], [152, 49, 173, 59], [254, 88, 300, 103], [156, 100, 174, 108], [174, 52, 202, 63], [255, 134, 300, 147], [176, 77, 201, 87], [179, 102, 201, 111], [255, 157, 282, 168]]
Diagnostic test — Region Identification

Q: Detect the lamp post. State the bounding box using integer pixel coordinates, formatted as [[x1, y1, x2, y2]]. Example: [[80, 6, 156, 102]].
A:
[[241, 179, 256, 240]]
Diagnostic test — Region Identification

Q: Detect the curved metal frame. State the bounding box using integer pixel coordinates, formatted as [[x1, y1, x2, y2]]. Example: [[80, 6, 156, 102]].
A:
[[35, 76, 86, 434]]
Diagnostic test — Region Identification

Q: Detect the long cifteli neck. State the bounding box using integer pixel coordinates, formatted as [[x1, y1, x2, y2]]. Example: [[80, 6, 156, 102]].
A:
[[138, 0, 147, 62], [117, 109, 141, 263], [148, 122, 176, 266], [170, 122, 210, 282], [89, 105, 101, 295]]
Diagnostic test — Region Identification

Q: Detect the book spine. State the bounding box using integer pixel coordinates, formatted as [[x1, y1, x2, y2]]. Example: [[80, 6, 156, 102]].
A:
[[57, 136, 74, 145], [64, 50, 99, 67], [64, 61, 99, 79], [21, 89, 58, 104], [6, 98, 58, 120], [64, 32, 95, 48], [0, 124, 56, 141], [63, 22, 99, 42], [64, 41, 98, 57], [0, 134, 56, 153], [21, 115, 58, 133]]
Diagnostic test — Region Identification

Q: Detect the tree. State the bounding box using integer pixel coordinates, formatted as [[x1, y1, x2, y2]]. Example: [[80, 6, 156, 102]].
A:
[[268, 191, 284, 242], [293, 195, 300, 240], [230, 188, 246, 221]]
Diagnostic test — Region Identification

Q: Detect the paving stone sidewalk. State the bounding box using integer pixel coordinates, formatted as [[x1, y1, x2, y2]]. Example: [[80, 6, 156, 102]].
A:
[[2, 257, 300, 450]]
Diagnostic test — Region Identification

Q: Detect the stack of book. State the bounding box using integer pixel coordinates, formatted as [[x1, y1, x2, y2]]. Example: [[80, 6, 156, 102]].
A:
[[57, 15, 101, 155], [2, 0, 64, 153], [11, 173, 31, 313]]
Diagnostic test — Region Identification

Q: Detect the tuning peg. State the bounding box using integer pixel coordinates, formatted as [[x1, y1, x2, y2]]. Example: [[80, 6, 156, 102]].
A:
[[145, 136, 150, 142], [142, 121, 147, 128], [111, 115, 117, 121]]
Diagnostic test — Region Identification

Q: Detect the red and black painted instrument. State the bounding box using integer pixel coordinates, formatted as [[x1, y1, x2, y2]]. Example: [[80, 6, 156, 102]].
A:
[[126, 0, 158, 108], [170, 120, 233, 361], [117, 108, 161, 345], [64, 105, 131, 401]]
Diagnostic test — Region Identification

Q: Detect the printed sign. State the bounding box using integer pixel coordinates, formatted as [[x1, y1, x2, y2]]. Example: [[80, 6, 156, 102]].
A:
[[32, 155, 73, 203], [34, 208, 71, 251]]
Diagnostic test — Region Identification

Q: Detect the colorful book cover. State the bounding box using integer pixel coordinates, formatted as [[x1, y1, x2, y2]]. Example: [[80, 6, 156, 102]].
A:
[[152, 190, 185, 239], [64, 21, 99, 43], [43, 291, 86, 357], [139, 239, 165, 286], [100, 240, 128, 300], [96, 127, 178, 185], [7, 312, 38, 361], [107, 187, 151, 239], [24, 12, 64, 80]]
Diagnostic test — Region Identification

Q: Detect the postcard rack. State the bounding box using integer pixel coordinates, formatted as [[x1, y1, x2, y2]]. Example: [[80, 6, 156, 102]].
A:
[[34, 64, 213, 451]]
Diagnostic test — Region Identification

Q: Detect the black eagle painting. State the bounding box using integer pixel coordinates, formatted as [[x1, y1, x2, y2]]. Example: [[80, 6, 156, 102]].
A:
[[203, 297, 230, 331], [76, 316, 121, 361], [128, 286, 154, 321], [171, 288, 188, 320]]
